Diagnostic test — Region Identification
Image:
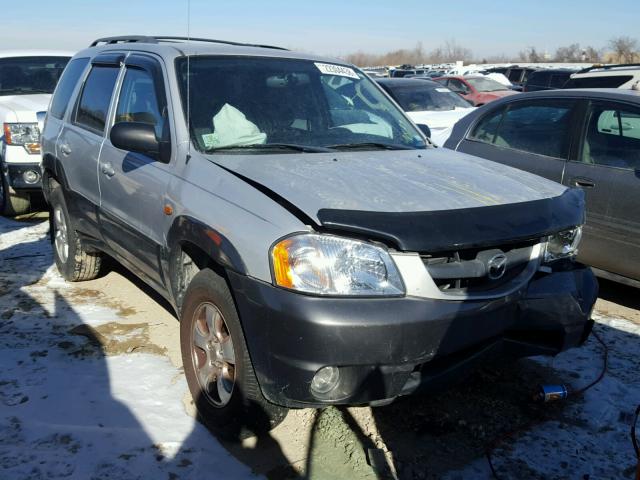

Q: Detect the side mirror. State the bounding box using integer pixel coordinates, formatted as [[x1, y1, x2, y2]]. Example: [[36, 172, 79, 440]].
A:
[[110, 122, 170, 163], [417, 124, 431, 138]]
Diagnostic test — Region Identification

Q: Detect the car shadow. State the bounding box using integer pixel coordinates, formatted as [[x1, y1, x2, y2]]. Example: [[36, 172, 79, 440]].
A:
[[3, 216, 636, 480], [0, 216, 291, 479]]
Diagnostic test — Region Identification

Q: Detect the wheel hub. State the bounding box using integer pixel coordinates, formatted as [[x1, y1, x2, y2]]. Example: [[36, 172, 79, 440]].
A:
[[53, 206, 69, 263], [191, 302, 236, 407]]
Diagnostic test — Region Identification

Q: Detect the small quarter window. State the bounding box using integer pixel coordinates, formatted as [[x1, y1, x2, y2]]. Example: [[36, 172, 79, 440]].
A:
[[470, 108, 504, 143], [115, 68, 165, 139], [75, 66, 120, 133]]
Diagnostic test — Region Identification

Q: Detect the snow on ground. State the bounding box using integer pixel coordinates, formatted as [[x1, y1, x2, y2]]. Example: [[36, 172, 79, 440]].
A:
[[1, 216, 639, 480], [0, 218, 256, 480], [442, 319, 640, 479]]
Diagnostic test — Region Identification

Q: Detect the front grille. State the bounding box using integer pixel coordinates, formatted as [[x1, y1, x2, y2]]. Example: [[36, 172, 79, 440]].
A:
[[421, 240, 539, 294]]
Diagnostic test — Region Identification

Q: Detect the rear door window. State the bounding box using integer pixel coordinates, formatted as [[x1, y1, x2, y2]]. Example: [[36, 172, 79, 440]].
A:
[[507, 69, 523, 83], [470, 100, 575, 158], [549, 73, 569, 88], [581, 102, 640, 169], [564, 75, 633, 88], [527, 71, 549, 88], [75, 66, 120, 134]]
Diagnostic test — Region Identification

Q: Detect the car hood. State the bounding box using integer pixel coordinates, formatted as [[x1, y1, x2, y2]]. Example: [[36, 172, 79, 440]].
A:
[[482, 90, 519, 99], [406, 108, 476, 130], [209, 149, 584, 251], [0, 94, 51, 122], [407, 109, 476, 146], [211, 148, 565, 219]]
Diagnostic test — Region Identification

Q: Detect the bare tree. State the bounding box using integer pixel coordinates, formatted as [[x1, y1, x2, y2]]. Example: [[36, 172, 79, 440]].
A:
[[519, 46, 542, 63], [609, 36, 638, 63], [554, 43, 582, 62], [344, 40, 472, 67], [582, 46, 602, 63]]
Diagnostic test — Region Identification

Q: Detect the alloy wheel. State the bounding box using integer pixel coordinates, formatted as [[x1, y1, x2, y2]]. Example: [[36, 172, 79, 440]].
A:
[[191, 302, 236, 407], [53, 206, 69, 263]]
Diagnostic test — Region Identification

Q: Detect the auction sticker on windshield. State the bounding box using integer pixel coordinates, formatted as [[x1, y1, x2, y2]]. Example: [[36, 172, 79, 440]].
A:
[[436, 88, 452, 93], [315, 62, 359, 79]]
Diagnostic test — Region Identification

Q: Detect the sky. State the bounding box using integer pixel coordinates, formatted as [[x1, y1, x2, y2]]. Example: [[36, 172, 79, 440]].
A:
[[4, 0, 640, 59]]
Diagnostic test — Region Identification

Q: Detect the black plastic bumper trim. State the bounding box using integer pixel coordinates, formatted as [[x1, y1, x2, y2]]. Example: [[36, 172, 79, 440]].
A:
[[229, 264, 597, 408]]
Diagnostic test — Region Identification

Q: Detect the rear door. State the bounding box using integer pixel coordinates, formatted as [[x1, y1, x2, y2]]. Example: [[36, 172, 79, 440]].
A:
[[454, 99, 579, 183], [563, 99, 640, 280], [98, 53, 174, 288], [56, 54, 122, 237]]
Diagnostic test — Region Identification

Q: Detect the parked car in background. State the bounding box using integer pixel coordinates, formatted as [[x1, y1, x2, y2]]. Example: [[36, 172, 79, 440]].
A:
[[406, 71, 447, 79], [563, 64, 640, 89], [376, 78, 475, 145], [0, 51, 71, 215], [42, 35, 596, 437], [485, 66, 538, 91], [390, 68, 426, 78], [444, 89, 640, 287], [523, 69, 577, 91], [435, 75, 518, 106]]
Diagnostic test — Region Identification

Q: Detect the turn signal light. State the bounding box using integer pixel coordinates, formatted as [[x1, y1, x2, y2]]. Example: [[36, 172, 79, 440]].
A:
[[271, 239, 294, 288]]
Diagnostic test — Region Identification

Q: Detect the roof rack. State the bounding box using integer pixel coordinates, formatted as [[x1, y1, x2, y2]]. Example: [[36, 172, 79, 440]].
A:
[[576, 63, 640, 74], [90, 35, 288, 51]]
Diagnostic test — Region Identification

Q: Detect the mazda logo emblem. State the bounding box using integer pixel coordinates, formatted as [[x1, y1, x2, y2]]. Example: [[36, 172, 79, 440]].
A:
[[487, 253, 508, 280]]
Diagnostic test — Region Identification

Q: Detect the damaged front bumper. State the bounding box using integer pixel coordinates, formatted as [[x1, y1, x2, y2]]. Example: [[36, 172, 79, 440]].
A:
[[229, 264, 597, 409]]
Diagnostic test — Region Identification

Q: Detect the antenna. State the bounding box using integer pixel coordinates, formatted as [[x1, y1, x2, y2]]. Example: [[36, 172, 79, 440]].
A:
[[186, 0, 192, 162]]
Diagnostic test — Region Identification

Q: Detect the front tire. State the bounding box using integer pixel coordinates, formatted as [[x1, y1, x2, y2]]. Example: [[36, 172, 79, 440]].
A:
[[0, 172, 30, 216], [180, 268, 287, 440], [49, 184, 102, 281]]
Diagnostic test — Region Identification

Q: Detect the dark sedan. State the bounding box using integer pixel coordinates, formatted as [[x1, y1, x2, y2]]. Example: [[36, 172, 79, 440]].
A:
[[444, 89, 640, 286]]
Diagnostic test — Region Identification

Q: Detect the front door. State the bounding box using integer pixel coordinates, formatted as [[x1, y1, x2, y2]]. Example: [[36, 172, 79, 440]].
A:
[[98, 54, 173, 288], [563, 99, 640, 281], [456, 99, 578, 183]]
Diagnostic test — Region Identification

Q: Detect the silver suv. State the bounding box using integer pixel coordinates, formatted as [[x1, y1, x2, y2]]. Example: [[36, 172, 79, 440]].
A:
[[42, 36, 597, 437]]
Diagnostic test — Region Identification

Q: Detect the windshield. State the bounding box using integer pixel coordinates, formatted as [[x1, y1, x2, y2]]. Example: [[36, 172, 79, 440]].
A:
[[176, 56, 426, 153], [0, 56, 70, 95], [465, 77, 508, 92], [384, 83, 472, 111]]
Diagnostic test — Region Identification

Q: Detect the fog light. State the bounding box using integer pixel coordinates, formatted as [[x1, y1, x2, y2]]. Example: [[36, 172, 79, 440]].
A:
[[23, 170, 39, 184], [311, 366, 340, 394]]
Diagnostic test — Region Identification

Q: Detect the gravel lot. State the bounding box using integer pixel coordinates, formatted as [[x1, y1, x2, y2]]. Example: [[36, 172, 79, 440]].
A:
[[1, 216, 639, 480]]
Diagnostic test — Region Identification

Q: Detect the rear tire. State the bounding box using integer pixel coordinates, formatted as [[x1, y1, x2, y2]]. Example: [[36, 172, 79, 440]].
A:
[[0, 172, 30, 216], [49, 183, 102, 281], [180, 268, 288, 440]]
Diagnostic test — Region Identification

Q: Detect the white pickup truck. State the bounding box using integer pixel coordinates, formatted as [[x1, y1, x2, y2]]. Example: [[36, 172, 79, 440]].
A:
[[0, 51, 71, 215]]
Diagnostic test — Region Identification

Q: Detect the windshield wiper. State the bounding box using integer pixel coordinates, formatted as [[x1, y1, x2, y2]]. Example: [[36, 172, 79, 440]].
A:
[[206, 143, 333, 153], [328, 142, 417, 151]]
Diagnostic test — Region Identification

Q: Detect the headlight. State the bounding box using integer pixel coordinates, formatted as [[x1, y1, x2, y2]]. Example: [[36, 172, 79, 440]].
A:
[[271, 233, 404, 296], [544, 226, 582, 262], [3, 123, 41, 153]]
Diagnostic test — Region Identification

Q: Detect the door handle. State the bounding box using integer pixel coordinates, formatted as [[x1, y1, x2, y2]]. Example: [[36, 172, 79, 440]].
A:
[[59, 143, 72, 156], [101, 162, 115, 178], [571, 177, 595, 188]]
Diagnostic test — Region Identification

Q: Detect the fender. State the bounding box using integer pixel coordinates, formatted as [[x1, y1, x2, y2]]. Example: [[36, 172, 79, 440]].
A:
[[41, 153, 69, 202], [165, 215, 248, 309]]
